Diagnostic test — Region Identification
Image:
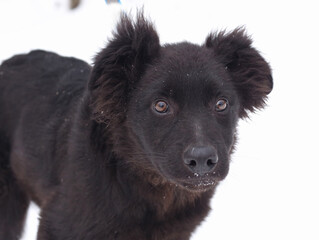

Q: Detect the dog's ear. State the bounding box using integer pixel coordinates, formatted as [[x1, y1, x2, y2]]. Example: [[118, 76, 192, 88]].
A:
[[205, 28, 273, 118], [89, 13, 160, 124]]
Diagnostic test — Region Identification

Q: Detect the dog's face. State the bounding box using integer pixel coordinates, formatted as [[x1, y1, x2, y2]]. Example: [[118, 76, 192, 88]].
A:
[[127, 44, 239, 190], [89, 14, 273, 191]]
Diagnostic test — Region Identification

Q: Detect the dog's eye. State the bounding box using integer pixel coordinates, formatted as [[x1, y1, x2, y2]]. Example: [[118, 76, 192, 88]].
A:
[[215, 98, 228, 112], [154, 100, 169, 113]]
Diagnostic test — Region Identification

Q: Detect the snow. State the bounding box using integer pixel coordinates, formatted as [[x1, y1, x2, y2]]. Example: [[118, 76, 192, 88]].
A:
[[0, 0, 319, 239]]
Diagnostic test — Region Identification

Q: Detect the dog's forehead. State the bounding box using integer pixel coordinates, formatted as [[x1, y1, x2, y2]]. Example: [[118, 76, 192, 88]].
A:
[[142, 43, 232, 99]]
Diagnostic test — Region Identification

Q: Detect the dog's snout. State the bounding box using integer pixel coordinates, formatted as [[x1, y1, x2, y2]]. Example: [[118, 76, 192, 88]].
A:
[[183, 145, 218, 176]]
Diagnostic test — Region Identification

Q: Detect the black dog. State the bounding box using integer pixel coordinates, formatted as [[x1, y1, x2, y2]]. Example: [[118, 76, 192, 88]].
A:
[[0, 13, 272, 240]]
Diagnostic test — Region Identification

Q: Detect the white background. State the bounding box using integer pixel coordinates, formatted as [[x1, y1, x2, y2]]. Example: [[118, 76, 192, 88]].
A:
[[0, 0, 318, 239]]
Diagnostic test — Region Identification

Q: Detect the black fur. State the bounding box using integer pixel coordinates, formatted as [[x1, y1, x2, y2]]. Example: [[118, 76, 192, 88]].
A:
[[0, 13, 272, 240]]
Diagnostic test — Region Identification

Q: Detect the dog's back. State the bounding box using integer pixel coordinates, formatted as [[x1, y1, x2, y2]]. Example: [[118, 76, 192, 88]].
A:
[[0, 50, 90, 133]]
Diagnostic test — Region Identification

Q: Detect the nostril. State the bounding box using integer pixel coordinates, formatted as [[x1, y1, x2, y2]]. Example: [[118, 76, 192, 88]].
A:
[[185, 159, 197, 168], [207, 159, 214, 167], [188, 160, 197, 167], [206, 157, 218, 169]]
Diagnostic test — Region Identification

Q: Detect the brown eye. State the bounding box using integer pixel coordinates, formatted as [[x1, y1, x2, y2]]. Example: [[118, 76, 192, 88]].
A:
[[215, 98, 228, 112], [154, 100, 169, 113]]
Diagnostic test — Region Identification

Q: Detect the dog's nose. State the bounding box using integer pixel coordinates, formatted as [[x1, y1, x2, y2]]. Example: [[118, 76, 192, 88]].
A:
[[183, 145, 218, 176]]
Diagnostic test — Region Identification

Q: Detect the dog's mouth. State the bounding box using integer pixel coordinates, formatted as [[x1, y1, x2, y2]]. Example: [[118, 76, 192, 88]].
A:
[[175, 174, 219, 192]]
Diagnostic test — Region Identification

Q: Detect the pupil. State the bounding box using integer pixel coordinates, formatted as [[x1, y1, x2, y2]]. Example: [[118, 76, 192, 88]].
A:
[[158, 102, 165, 109]]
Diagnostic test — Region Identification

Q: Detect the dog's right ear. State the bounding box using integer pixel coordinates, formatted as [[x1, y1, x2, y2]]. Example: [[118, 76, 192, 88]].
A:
[[89, 13, 160, 124]]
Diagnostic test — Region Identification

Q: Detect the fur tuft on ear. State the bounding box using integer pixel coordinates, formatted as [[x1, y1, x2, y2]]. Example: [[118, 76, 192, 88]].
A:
[[206, 28, 273, 118], [89, 12, 160, 124]]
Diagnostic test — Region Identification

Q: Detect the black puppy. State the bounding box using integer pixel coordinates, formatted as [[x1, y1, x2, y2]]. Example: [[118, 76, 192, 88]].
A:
[[0, 13, 272, 240]]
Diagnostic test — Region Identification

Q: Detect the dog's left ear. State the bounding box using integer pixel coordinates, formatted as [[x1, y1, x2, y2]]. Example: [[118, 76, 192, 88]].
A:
[[205, 28, 273, 118]]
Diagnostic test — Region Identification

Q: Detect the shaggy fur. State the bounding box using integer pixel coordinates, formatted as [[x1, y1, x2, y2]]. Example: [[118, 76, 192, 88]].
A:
[[0, 14, 272, 240]]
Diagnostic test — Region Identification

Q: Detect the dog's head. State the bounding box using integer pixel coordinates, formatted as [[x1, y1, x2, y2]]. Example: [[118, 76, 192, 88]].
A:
[[89, 13, 272, 191]]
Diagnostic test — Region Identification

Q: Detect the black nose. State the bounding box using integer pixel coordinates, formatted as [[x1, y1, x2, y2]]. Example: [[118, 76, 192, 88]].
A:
[[183, 145, 218, 176]]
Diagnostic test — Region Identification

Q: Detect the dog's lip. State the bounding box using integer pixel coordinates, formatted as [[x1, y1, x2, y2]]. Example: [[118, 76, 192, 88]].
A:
[[176, 175, 218, 191]]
